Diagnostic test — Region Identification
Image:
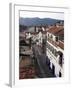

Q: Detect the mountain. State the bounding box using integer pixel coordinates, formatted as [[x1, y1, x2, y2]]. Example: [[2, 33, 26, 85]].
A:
[[19, 17, 64, 26]]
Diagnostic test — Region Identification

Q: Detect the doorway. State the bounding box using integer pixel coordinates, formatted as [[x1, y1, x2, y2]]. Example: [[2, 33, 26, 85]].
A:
[[59, 71, 62, 77], [52, 64, 55, 75]]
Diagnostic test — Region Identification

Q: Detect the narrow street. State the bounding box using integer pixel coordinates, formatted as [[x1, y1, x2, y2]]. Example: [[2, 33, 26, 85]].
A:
[[32, 44, 56, 78]]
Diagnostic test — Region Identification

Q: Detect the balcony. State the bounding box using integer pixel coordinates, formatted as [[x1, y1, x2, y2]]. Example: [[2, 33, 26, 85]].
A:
[[47, 38, 64, 50]]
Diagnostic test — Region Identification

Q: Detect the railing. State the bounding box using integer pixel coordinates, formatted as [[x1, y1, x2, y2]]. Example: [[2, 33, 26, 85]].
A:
[[46, 48, 63, 70], [47, 38, 64, 49], [47, 38, 58, 47]]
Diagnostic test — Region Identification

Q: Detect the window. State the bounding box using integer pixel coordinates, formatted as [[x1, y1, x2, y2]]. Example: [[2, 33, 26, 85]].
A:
[[55, 36, 58, 42], [59, 53, 63, 67], [48, 34, 49, 36], [59, 71, 62, 77], [51, 35, 53, 39]]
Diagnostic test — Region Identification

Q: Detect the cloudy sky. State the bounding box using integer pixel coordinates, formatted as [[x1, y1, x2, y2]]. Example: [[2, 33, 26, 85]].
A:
[[20, 11, 64, 20]]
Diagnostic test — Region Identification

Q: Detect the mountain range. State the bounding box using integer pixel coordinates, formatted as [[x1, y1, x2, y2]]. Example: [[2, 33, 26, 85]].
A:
[[19, 17, 64, 26]]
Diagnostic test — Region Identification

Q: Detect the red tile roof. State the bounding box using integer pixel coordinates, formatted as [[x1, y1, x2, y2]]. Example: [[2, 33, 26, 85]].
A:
[[54, 29, 64, 36], [47, 26, 64, 35]]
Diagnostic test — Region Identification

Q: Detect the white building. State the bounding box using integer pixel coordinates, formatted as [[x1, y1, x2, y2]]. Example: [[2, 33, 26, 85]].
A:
[[46, 25, 64, 77]]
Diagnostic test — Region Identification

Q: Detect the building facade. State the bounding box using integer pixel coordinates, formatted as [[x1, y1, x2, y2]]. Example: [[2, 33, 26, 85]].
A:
[[46, 25, 64, 77]]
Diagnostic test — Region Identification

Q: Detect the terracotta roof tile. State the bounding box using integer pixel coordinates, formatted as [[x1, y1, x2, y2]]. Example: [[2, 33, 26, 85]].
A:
[[48, 26, 64, 35], [54, 29, 64, 36]]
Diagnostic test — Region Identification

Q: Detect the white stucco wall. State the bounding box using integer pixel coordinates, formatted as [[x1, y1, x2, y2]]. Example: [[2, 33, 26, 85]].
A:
[[46, 48, 64, 77]]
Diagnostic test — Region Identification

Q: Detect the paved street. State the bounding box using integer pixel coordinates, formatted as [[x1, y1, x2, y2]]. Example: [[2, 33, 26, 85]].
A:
[[32, 44, 56, 78]]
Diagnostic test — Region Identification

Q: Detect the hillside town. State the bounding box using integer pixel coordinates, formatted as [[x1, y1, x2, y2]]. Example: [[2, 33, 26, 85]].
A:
[[19, 21, 64, 79]]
